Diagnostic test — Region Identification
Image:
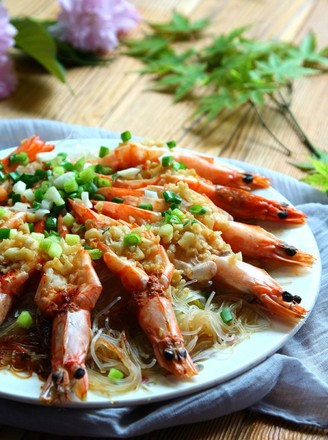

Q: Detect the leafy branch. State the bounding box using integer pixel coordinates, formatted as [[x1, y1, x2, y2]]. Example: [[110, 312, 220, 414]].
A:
[[123, 12, 328, 189]]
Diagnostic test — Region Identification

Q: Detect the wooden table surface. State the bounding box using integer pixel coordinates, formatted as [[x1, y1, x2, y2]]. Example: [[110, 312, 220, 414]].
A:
[[1, 0, 327, 438]]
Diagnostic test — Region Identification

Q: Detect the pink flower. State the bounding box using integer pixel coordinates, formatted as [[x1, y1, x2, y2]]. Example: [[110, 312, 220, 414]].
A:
[[0, 4, 17, 99], [51, 0, 140, 52], [0, 57, 17, 100]]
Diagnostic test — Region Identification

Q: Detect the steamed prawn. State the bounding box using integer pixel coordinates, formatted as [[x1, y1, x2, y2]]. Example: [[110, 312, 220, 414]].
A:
[[69, 199, 197, 378], [93, 197, 307, 324], [35, 230, 103, 403], [96, 184, 314, 268], [101, 141, 270, 190]]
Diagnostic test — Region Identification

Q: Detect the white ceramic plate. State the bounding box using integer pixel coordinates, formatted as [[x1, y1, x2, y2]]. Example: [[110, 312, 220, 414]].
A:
[[0, 139, 321, 407]]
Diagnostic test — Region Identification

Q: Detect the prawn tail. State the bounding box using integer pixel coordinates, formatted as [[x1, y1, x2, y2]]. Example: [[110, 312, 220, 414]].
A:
[[1, 136, 54, 173]]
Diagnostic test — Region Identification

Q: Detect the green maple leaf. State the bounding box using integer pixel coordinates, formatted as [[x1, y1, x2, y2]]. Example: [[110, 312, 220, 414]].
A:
[[302, 159, 328, 192], [288, 33, 328, 68], [138, 49, 196, 76], [193, 89, 235, 121], [153, 63, 208, 101], [148, 11, 209, 40], [257, 54, 319, 83], [124, 35, 172, 60]]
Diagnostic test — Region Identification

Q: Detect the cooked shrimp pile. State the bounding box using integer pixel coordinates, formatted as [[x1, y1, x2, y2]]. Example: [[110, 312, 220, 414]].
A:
[[0, 135, 314, 404]]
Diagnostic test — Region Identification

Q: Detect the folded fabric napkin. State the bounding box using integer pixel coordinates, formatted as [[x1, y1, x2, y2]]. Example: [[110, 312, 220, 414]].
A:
[[0, 119, 327, 437]]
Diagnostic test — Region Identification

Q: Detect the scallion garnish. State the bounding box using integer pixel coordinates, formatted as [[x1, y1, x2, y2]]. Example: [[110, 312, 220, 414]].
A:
[[166, 140, 176, 149], [9, 152, 29, 166], [121, 131, 132, 142], [16, 311, 33, 329], [112, 197, 124, 203], [161, 155, 174, 167], [123, 232, 142, 246], [162, 190, 182, 204], [0, 228, 11, 239], [220, 307, 234, 324], [99, 146, 110, 158], [189, 205, 207, 215], [138, 203, 153, 211]]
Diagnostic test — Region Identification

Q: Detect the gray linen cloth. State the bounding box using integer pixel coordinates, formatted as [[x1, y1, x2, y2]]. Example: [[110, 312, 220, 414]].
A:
[[0, 119, 327, 437]]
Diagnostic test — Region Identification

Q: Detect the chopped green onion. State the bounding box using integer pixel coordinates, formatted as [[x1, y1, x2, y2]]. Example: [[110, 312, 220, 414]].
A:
[[99, 146, 110, 158], [79, 166, 96, 184], [63, 179, 79, 194], [45, 216, 57, 231], [161, 155, 174, 167], [171, 208, 184, 219], [96, 177, 112, 188], [8, 171, 21, 182], [62, 161, 74, 171], [9, 152, 29, 166], [47, 242, 63, 259], [28, 223, 34, 233], [73, 157, 86, 172], [0, 171, 6, 183], [112, 197, 124, 203], [94, 164, 113, 175], [33, 188, 44, 202], [16, 311, 33, 329], [11, 194, 21, 204], [62, 213, 74, 228], [53, 166, 65, 175], [65, 234, 81, 246], [0, 228, 11, 239], [92, 193, 107, 201], [220, 307, 234, 324], [44, 186, 65, 206], [0, 207, 7, 218], [189, 205, 207, 216], [121, 131, 132, 142], [123, 232, 142, 246], [88, 248, 103, 260], [162, 190, 182, 204], [166, 140, 176, 149], [172, 161, 187, 171], [108, 368, 124, 380], [138, 203, 153, 211]]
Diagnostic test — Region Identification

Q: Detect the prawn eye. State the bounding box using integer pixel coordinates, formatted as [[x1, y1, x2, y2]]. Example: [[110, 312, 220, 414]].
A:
[[282, 291, 294, 302], [73, 367, 86, 379], [242, 174, 254, 184], [284, 245, 297, 257], [278, 210, 289, 219], [163, 349, 175, 361]]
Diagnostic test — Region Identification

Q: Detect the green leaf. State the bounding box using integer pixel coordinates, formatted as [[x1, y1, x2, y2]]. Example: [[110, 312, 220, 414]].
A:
[[153, 63, 208, 101], [124, 35, 172, 60], [193, 89, 236, 121], [257, 54, 318, 83], [300, 157, 328, 192], [288, 33, 328, 68], [149, 11, 210, 40], [11, 17, 66, 83], [55, 40, 110, 66], [138, 49, 196, 76]]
